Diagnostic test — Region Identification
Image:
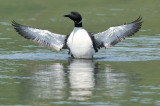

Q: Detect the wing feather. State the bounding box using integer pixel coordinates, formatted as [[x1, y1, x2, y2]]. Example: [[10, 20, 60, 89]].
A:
[[12, 21, 66, 51], [94, 16, 143, 48]]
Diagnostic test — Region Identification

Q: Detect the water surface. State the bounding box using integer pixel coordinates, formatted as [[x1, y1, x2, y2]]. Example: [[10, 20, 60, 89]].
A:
[[0, 0, 160, 106]]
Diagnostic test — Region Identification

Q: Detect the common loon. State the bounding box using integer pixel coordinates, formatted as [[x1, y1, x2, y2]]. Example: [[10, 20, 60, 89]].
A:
[[12, 11, 143, 59]]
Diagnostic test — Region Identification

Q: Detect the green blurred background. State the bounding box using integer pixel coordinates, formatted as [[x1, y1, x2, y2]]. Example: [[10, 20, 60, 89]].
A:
[[0, 0, 160, 106], [0, 0, 159, 34]]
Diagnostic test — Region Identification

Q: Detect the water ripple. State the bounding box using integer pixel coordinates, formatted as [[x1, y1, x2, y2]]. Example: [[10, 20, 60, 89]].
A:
[[0, 22, 11, 26], [51, 101, 119, 106], [0, 35, 159, 61]]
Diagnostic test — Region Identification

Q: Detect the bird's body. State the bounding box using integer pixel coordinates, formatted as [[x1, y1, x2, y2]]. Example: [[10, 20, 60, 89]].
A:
[[67, 27, 94, 58], [12, 11, 143, 59]]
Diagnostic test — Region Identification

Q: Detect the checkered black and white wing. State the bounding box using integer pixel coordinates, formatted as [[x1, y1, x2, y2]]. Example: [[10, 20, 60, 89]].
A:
[[94, 17, 143, 48], [12, 21, 66, 51]]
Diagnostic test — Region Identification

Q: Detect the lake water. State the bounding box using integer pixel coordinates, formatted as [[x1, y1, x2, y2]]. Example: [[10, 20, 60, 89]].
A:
[[0, 0, 160, 106]]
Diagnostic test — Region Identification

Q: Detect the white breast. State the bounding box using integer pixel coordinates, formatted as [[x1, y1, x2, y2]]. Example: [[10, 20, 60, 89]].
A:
[[67, 27, 95, 58]]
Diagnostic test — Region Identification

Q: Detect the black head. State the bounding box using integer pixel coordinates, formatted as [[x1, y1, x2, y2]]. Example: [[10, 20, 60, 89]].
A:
[[64, 11, 82, 27]]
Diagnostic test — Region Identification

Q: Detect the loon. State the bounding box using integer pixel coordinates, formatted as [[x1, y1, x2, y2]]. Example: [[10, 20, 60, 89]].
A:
[[12, 11, 143, 59]]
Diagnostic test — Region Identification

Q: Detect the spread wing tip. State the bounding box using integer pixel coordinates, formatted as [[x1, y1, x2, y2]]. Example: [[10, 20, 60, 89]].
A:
[[12, 20, 33, 39], [132, 16, 143, 23], [131, 16, 143, 27], [12, 20, 22, 29], [126, 16, 143, 37], [12, 20, 22, 33]]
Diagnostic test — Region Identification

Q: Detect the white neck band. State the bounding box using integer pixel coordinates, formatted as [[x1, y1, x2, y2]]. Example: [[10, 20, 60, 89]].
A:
[[77, 20, 82, 24]]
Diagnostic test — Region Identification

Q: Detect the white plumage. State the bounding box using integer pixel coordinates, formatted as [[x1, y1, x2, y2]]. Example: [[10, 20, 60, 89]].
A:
[[67, 27, 94, 58]]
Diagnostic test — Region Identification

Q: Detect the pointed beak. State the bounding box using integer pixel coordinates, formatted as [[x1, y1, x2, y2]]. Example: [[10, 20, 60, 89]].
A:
[[64, 14, 70, 17]]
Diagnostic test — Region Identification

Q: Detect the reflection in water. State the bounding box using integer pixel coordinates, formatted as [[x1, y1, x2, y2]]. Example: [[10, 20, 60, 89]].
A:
[[32, 63, 66, 100], [68, 59, 95, 100], [31, 59, 128, 102], [96, 66, 128, 97]]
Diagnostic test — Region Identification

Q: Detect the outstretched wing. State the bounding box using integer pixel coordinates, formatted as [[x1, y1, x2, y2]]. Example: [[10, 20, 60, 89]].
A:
[[94, 17, 143, 48], [12, 21, 66, 51]]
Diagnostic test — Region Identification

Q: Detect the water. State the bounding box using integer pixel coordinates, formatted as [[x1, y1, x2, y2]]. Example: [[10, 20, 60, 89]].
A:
[[0, 0, 160, 106]]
